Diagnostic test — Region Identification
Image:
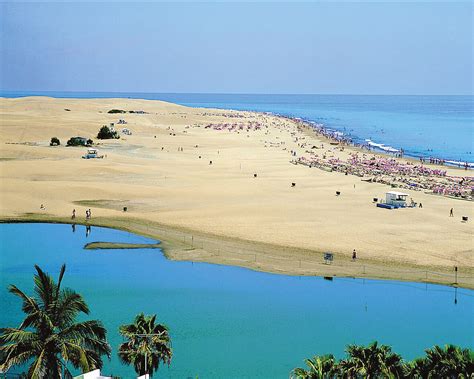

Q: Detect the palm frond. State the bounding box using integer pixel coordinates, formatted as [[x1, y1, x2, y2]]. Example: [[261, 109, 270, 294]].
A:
[[2, 264, 110, 377], [8, 284, 40, 317], [33, 264, 57, 310]]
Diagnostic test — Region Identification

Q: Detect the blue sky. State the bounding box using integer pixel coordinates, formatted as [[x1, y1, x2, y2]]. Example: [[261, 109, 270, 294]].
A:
[[0, 1, 472, 94]]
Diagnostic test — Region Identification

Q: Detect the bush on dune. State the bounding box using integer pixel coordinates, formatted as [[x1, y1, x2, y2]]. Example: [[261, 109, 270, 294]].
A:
[[66, 136, 88, 146], [50, 137, 60, 146], [97, 125, 120, 140]]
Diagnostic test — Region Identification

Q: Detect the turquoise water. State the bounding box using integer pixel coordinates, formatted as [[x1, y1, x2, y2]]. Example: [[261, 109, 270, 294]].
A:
[[1, 91, 473, 163], [1, 223, 473, 378]]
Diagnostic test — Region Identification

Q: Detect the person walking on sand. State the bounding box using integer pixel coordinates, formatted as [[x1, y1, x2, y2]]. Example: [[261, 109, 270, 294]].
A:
[[352, 249, 357, 261], [88, 209, 92, 219], [85, 209, 90, 220], [72, 209, 76, 220], [450, 208, 454, 217]]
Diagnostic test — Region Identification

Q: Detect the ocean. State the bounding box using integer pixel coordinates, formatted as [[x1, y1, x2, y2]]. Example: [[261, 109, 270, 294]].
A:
[[1, 91, 473, 164]]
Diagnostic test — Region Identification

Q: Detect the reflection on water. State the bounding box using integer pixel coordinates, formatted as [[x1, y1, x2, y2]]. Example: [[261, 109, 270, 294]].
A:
[[1, 223, 473, 378], [70, 223, 90, 237], [334, 276, 471, 307]]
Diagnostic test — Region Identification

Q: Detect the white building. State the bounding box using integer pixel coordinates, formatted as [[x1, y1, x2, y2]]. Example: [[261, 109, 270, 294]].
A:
[[385, 191, 408, 207], [73, 370, 149, 379], [73, 369, 112, 379]]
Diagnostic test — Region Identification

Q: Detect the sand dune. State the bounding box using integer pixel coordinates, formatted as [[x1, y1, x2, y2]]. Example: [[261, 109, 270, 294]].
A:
[[0, 97, 472, 286]]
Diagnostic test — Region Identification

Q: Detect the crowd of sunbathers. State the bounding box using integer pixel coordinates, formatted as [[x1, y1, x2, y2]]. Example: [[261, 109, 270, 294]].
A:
[[203, 121, 263, 132], [293, 153, 473, 199], [187, 110, 473, 200]]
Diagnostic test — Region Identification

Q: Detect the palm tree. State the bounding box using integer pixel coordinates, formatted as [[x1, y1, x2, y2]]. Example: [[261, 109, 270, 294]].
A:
[[420, 344, 474, 378], [339, 341, 404, 378], [291, 354, 339, 378], [118, 313, 172, 377], [0, 264, 111, 378], [403, 357, 431, 378]]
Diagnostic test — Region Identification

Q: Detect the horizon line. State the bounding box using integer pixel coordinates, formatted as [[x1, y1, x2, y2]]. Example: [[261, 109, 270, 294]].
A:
[[0, 90, 472, 97]]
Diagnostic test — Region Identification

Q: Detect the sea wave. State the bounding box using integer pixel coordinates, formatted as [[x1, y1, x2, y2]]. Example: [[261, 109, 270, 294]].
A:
[[365, 139, 400, 153], [445, 160, 474, 169]]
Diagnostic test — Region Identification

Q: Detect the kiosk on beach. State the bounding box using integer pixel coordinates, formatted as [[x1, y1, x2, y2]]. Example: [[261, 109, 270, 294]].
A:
[[377, 191, 409, 209], [386, 191, 408, 207]]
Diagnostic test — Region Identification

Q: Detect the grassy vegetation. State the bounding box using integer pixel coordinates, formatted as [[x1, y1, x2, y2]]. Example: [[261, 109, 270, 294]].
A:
[[84, 241, 161, 250]]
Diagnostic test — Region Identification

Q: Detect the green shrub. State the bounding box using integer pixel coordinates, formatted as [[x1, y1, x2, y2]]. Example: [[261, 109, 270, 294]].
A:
[[97, 125, 120, 140], [50, 137, 60, 146], [66, 137, 87, 146]]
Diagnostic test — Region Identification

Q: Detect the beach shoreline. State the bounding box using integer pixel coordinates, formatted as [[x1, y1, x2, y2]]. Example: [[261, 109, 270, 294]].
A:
[[1, 215, 472, 290], [3, 93, 473, 167]]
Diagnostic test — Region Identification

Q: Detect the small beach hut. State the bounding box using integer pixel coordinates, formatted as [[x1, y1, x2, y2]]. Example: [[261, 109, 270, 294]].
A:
[[385, 191, 408, 207]]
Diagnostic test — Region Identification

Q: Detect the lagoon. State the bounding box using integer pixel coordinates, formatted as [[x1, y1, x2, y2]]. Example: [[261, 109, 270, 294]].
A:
[[0, 223, 473, 378]]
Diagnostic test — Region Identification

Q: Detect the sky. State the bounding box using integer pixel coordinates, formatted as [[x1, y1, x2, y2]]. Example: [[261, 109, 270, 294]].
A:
[[0, 1, 472, 95]]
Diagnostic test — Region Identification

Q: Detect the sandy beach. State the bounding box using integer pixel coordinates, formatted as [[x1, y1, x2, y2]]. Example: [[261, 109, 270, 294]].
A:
[[0, 97, 472, 287]]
